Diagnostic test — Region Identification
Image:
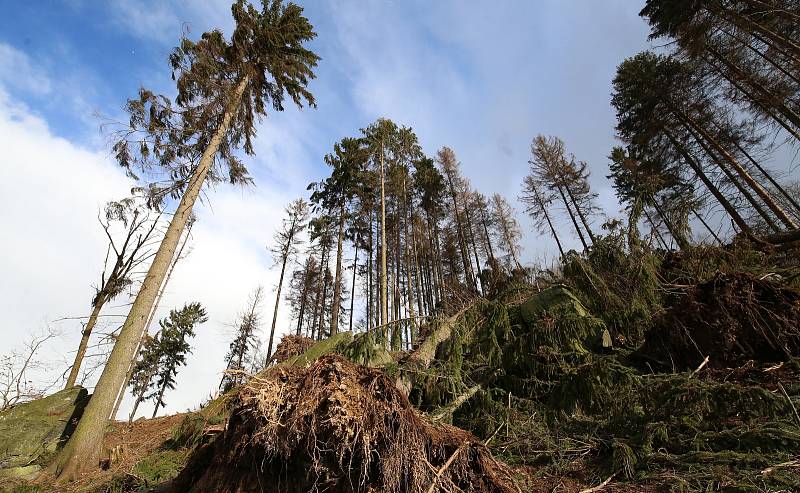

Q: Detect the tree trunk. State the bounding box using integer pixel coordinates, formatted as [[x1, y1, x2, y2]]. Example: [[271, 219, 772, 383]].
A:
[[663, 128, 754, 235], [330, 202, 346, 336], [64, 291, 107, 389], [677, 113, 782, 231], [533, 184, 565, 257], [643, 209, 669, 249], [651, 200, 690, 249], [681, 109, 798, 229], [112, 222, 190, 420], [296, 257, 311, 336], [556, 184, 589, 251], [267, 247, 290, 363], [693, 209, 723, 245], [48, 76, 249, 480], [379, 143, 388, 327], [703, 54, 800, 142], [349, 243, 358, 332], [564, 182, 597, 244], [151, 373, 168, 419]]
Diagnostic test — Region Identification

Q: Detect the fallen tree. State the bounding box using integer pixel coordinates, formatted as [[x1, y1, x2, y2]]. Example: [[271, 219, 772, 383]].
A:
[[172, 355, 519, 493]]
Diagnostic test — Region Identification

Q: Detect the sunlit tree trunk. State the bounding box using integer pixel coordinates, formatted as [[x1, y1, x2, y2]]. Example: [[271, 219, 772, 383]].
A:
[[49, 76, 249, 480]]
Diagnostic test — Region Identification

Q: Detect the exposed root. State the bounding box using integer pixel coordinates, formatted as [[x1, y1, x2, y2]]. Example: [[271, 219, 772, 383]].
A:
[[172, 355, 518, 493]]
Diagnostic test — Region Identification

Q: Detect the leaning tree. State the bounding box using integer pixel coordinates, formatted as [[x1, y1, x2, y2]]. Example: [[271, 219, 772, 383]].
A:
[[48, 0, 318, 479]]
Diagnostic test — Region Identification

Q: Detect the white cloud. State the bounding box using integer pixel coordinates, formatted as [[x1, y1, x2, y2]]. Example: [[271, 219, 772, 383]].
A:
[[0, 44, 52, 95], [0, 85, 303, 419]]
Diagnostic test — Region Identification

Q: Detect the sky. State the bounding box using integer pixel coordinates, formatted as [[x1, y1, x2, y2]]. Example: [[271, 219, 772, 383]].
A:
[[0, 0, 654, 418]]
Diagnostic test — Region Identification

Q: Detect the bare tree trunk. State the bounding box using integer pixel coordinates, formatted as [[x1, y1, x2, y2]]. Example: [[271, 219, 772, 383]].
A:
[[349, 243, 358, 332], [65, 292, 107, 389], [664, 128, 754, 235], [643, 209, 669, 249], [556, 184, 589, 251], [564, 181, 597, 244], [677, 113, 782, 231], [267, 246, 290, 363], [681, 110, 798, 229], [693, 210, 723, 245], [112, 223, 191, 420], [379, 143, 389, 327], [330, 202, 346, 336], [534, 184, 565, 257], [48, 76, 250, 480]]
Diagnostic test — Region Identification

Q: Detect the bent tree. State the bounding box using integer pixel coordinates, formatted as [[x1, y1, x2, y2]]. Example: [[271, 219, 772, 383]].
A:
[[48, 0, 319, 479]]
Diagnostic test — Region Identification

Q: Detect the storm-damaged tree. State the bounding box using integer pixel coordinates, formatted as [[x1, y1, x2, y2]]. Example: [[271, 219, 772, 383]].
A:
[[437, 147, 477, 292], [65, 197, 162, 389], [528, 135, 594, 251], [48, 0, 319, 479], [611, 52, 796, 238], [220, 287, 264, 391], [266, 199, 309, 363], [520, 174, 565, 258], [126, 303, 206, 420], [489, 194, 523, 271]]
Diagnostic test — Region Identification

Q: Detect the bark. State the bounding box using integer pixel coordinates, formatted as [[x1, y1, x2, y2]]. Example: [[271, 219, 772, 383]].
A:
[[680, 108, 798, 229], [48, 76, 249, 480], [348, 243, 358, 332], [295, 261, 309, 337], [556, 184, 589, 251], [379, 142, 388, 327], [651, 200, 690, 249], [112, 222, 191, 420], [267, 247, 290, 363], [65, 293, 106, 389], [676, 112, 782, 231], [330, 202, 346, 336], [643, 209, 670, 249], [536, 184, 565, 257], [663, 128, 754, 234], [564, 181, 597, 244], [693, 209, 723, 245]]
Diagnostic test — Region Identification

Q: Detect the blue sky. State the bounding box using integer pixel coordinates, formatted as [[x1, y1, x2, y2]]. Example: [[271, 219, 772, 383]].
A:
[[0, 0, 654, 417]]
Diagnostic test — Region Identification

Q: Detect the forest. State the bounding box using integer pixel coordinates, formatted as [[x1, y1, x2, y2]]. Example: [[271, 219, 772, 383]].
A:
[[1, 0, 800, 492]]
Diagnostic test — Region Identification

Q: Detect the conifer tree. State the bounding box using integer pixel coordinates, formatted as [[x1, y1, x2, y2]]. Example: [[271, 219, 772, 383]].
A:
[[220, 287, 263, 391], [50, 0, 318, 478], [266, 199, 308, 362], [125, 302, 206, 420], [149, 303, 205, 418], [489, 194, 523, 270], [311, 138, 367, 336]]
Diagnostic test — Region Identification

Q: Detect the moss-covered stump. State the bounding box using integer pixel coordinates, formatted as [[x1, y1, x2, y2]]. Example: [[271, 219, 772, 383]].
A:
[[0, 387, 89, 479]]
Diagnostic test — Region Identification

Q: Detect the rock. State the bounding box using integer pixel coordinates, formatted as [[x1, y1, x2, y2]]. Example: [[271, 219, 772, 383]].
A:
[[0, 387, 89, 475]]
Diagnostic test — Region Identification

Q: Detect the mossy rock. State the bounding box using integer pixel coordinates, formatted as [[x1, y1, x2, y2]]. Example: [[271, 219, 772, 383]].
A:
[[0, 387, 89, 476]]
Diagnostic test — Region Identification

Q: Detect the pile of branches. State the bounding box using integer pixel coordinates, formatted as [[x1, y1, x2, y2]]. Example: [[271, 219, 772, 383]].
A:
[[172, 355, 518, 493], [639, 273, 800, 369], [270, 334, 315, 364]]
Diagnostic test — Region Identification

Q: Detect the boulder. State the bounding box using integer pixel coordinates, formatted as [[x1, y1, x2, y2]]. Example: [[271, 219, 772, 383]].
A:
[[0, 387, 89, 478]]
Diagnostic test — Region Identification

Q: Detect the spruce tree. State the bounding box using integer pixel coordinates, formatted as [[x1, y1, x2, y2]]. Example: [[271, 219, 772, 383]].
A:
[[49, 0, 318, 478]]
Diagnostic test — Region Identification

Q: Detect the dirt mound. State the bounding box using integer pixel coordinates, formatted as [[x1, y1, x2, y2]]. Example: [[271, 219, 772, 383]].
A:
[[172, 355, 518, 493], [638, 273, 800, 369], [270, 334, 316, 364]]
